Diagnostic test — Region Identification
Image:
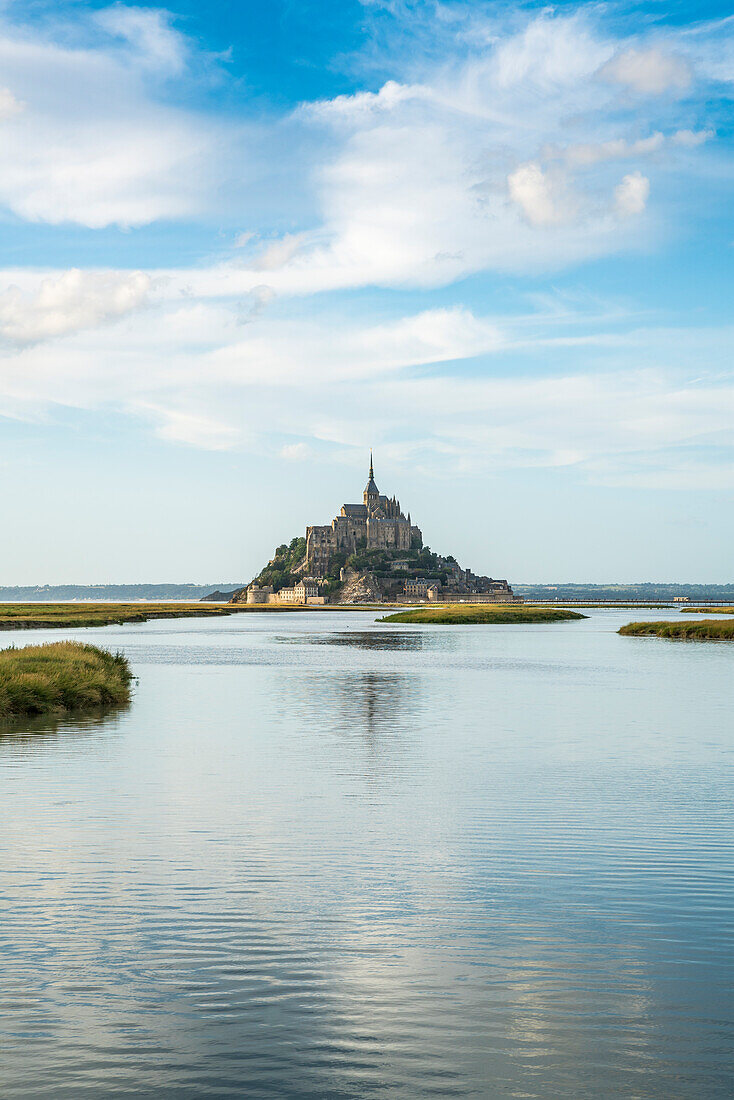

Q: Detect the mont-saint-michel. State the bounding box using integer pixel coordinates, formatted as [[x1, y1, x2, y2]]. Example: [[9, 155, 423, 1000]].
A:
[[234, 456, 515, 606], [3, 0, 731, 1094]]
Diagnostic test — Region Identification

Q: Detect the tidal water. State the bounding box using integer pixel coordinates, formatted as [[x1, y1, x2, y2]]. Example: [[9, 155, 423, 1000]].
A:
[[1, 608, 733, 1098]]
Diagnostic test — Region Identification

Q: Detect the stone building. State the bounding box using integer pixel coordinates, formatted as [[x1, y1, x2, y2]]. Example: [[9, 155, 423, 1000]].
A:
[[305, 455, 422, 578], [404, 579, 441, 599], [277, 580, 324, 605], [246, 579, 325, 605]]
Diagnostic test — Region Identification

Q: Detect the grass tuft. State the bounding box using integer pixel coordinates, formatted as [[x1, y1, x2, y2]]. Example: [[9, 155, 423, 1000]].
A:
[[0, 642, 133, 720]]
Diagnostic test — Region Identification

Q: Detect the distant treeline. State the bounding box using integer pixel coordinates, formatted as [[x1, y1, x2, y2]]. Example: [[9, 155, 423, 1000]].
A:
[[0, 584, 246, 602], [515, 583, 734, 603]]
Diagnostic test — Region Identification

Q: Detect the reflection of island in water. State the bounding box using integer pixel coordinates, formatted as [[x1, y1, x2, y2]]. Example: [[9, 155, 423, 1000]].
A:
[[304, 630, 428, 651], [279, 628, 458, 653], [272, 628, 446, 784], [283, 665, 423, 786], [332, 671, 420, 784], [304, 667, 418, 733], [342, 671, 412, 731]]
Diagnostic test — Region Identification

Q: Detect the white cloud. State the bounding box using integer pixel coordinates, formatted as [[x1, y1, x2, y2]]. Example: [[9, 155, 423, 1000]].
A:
[[0, 269, 152, 344], [614, 171, 650, 217], [0, 86, 22, 117], [355, 307, 502, 367], [672, 128, 714, 147], [489, 12, 611, 90], [280, 442, 312, 461], [138, 404, 243, 450], [252, 234, 309, 271], [306, 80, 423, 122], [203, 306, 502, 385], [599, 47, 691, 95], [241, 284, 276, 320], [558, 133, 664, 168], [0, 12, 222, 227], [94, 5, 188, 74], [507, 162, 565, 226]]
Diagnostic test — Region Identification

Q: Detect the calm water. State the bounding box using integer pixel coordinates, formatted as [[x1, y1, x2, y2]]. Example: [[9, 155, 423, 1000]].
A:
[[1, 608, 733, 1098]]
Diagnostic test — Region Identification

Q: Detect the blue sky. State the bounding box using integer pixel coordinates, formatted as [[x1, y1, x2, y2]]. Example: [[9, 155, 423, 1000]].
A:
[[1, 0, 732, 583]]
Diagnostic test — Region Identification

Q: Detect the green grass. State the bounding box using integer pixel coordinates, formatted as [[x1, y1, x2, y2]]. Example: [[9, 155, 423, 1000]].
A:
[[0, 601, 407, 627], [0, 602, 242, 630], [0, 642, 133, 720], [619, 620, 734, 641], [378, 605, 587, 625], [680, 606, 734, 615]]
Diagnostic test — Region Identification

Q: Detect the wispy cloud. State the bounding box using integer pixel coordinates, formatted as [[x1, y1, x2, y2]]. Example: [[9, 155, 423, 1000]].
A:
[[0, 8, 223, 227], [0, 284, 731, 490]]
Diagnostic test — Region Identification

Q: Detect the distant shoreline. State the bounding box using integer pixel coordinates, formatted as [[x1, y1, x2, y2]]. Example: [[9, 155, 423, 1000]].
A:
[[2, 582, 733, 605]]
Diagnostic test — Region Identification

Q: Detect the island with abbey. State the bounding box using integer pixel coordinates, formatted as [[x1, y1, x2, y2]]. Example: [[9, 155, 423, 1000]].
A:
[[232, 456, 516, 606]]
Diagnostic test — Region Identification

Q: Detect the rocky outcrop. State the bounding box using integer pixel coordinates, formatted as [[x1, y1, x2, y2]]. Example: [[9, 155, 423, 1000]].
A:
[[335, 569, 385, 604], [229, 588, 248, 604]]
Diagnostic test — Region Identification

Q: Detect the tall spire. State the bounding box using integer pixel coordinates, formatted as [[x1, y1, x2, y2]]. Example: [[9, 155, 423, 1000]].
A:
[[364, 448, 379, 505]]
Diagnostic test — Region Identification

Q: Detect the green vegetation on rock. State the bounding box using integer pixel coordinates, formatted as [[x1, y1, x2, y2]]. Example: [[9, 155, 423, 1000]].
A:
[[248, 542, 458, 601], [0, 642, 133, 721], [326, 545, 454, 600], [378, 605, 587, 625], [0, 603, 241, 630], [619, 620, 734, 641], [253, 537, 307, 592], [345, 545, 446, 582]]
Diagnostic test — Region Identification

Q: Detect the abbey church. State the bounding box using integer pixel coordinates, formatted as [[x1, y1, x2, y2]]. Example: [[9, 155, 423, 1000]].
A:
[[305, 454, 423, 577]]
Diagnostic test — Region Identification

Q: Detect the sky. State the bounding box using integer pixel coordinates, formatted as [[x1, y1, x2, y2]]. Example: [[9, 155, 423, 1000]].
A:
[[0, 0, 732, 584]]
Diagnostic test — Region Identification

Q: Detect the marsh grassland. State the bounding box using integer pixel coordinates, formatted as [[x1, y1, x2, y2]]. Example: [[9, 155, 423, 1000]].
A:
[[379, 605, 587, 625], [0, 642, 133, 721], [619, 620, 734, 641], [680, 607, 734, 615], [0, 602, 240, 630]]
